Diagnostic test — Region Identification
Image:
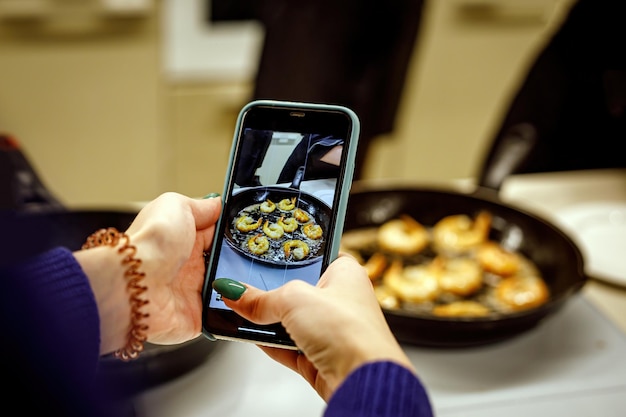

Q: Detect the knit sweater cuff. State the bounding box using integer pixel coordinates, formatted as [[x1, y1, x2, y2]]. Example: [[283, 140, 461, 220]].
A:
[[14, 247, 101, 367], [324, 361, 433, 417]]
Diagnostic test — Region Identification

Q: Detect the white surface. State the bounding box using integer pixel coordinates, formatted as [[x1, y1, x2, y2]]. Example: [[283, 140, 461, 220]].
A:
[[555, 202, 626, 287], [133, 296, 626, 417], [134, 341, 325, 417], [411, 296, 626, 416], [161, 0, 264, 82]]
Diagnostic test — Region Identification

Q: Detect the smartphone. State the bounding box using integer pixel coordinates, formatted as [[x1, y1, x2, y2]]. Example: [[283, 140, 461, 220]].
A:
[[201, 100, 360, 349]]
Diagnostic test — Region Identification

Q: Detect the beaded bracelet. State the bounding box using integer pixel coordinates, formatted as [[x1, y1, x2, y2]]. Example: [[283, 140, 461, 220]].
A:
[[82, 227, 149, 361]]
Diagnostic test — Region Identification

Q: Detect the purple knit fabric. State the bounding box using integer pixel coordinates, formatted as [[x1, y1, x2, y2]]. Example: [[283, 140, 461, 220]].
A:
[[14, 247, 101, 366], [325, 361, 434, 417], [1, 247, 104, 415]]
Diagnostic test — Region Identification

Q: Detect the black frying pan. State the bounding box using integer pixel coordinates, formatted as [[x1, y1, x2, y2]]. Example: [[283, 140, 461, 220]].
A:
[[344, 183, 587, 348], [225, 166, 333, 267]]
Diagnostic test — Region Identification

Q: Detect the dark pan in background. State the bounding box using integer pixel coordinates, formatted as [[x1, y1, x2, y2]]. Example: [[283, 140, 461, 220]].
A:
[[344, 183, 587, 348]]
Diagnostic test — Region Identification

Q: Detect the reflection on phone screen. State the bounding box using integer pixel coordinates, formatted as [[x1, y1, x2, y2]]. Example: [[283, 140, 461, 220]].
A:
[[209, 129, 345, 311]]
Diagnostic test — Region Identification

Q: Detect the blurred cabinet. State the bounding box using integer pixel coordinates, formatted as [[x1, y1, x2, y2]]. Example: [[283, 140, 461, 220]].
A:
[[0, 0, 258, 206], [0, 0, 165, 207], [167, 82, 250, 198]]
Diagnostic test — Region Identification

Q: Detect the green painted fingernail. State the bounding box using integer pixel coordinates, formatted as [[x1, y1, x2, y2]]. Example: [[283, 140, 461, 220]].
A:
[[213, 278, 246, 300], [203, 192, 220, 199]]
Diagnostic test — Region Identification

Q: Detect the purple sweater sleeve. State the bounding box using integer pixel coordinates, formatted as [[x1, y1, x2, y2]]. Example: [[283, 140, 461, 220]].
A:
[[324, 361, 434, 417], [1, 247, 104, 415], [7, 247, 101, 363]]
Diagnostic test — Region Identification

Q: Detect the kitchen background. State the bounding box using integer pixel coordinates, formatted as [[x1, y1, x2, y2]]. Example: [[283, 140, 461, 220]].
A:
[[0, 0, 576, 208]]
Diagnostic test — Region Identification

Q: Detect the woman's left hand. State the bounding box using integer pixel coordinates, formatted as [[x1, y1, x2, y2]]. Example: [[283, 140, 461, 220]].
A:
[[125, 192, 221, 345]]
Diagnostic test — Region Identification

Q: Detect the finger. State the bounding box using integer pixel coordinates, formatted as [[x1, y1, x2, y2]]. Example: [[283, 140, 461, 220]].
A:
[[317, 254, 370, 292], [188, 196, 222, 230], [258, 345, 300, 373], [221, 283, 287, 325]]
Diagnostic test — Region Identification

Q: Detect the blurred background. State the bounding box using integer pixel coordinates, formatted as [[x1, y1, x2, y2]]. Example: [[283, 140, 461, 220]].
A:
[[0, 0, 578, 208], [3, 3, 626, 414]]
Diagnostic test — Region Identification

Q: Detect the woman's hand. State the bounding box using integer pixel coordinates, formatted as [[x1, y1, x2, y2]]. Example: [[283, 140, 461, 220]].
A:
[[76, 192, 221, 354], [214, 254, 415, 401], [126, 192, 221, 344]]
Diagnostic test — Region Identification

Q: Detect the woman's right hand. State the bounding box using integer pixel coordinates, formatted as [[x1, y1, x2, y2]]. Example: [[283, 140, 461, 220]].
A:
[[213, 253, 415, 401]]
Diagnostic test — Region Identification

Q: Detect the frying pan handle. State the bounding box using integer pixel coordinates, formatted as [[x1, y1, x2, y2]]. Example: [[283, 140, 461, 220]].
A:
[[478, 123, 538, 192], [290, 166, 305, 190]]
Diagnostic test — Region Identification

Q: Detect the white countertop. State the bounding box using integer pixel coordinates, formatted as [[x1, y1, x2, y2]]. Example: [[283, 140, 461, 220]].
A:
[[133, 169, 626, 417], [133, 295, 626, 417]]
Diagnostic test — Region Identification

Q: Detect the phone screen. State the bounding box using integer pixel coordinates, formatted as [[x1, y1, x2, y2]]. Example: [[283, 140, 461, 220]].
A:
[[202, 101, 359, 347]]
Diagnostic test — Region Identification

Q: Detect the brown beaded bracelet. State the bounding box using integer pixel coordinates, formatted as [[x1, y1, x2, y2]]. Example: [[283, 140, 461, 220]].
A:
[[82, 227, 149, 361]]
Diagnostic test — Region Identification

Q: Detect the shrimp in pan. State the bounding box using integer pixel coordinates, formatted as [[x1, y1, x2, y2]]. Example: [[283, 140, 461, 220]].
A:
[[247, 234, 270, 255], [476, 241, 521, 276], [432, 300, 491, 318], [374, 284, 400, 310], [377, 215, 429, 256], [383, 260, 440, 303], [260, 199, 276, 213], [432, 211, 492, 254], [363, 252, 388, 281], [263, 220, 285, 239], [283, 240, 310, 260], [236, 215, 262, 232], [433, 256, 483, 297], [495, 275, 549, 312], [303, 223, 323, 240], [294, 208, 310, 223], [277, 216, 298, 233], [278, 197, 296, 211]]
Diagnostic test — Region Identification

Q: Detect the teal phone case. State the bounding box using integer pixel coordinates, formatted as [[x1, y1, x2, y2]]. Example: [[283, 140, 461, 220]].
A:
[[202, 99, 360, 345]]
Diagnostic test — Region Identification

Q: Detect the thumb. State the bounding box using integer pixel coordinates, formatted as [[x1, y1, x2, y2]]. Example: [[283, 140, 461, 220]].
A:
[[212, 278, 287, 325], [189, 195, 222, 230]]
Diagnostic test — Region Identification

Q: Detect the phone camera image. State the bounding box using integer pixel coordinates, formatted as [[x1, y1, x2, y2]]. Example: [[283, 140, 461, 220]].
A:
[[210, 131, 341, 308], [202, 101, 360, 347]]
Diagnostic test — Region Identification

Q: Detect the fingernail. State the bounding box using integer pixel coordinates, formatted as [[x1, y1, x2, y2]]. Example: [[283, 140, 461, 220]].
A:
[[213, 278, 246, 300], [202, 192, 220, 199]]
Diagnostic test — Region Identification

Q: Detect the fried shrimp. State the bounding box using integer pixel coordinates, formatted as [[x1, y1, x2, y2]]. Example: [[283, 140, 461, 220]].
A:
[[494, 275, 549, 311], [433, 256, 483, 297], [374, 285, 400, 310], [260, 199, 276, 213], [432, 300, 491, 318], [476, 241, 521, 276], [383, 260, 440, 303], [263, 220, 285, 239], [432, 211, 492, 253], [236, 215, 262, 232], [294, 208, 310, 223], [303, 223, 323, 240], [283, 239, 310, 260], [277, 216, 298, 232], [363, 252, 388, 281], [278, 197, 296, 211], [377, 214, 429, 256], [247, 234, 270, 255]]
